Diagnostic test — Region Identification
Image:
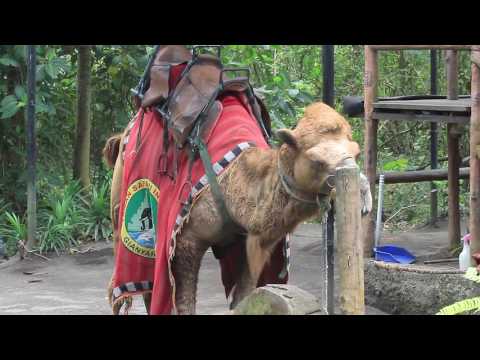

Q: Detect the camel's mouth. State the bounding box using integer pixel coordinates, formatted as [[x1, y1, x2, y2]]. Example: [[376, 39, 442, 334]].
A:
[[316, 155, 361, 195]]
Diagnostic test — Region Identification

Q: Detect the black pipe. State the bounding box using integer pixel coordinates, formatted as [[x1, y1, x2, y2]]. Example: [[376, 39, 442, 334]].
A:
[[322, 45, 335, 314], [26, 45, 37, 249], [322, 45, 335, 106], [430, 49, 438, 226]]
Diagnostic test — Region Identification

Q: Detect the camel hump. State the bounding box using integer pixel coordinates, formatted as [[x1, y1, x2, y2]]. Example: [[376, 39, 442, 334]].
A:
[[103, 133, 122, 169]]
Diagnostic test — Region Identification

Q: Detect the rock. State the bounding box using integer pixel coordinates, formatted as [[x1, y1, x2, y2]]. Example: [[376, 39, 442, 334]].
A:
[[233, 284, 326, 315], [365, 260, 480, 314]]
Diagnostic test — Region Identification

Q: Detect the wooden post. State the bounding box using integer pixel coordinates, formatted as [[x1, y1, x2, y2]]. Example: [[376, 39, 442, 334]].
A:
[[470, 45, 480, 265], [26, 45, 37, 250], [363, 46, 378, 256], [335, 165, 365, 315], [446, 50, 461, 249]]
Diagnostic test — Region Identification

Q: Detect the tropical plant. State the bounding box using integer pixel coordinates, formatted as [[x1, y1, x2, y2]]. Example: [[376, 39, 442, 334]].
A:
[[80, 180, 112, 242], [0, 211, 27, 257], [37, 181, 84, 255]]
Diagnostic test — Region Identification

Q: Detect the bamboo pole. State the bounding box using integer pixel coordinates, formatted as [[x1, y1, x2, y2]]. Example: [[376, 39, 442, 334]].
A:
[[335, 165, 365, 315], [470, 45, 480, 266], [446, 50, 461, 250], [370, 45, 472, 51], [376, 167, 470, 184], [363, 46, 378, 256]]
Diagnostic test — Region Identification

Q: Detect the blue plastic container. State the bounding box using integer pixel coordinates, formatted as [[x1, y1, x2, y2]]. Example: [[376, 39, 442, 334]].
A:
[[374, 245, 416, 264]]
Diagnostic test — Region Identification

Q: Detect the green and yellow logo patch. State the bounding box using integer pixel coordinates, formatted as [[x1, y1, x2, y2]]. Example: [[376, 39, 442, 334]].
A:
[[121, 179, 160, 258]]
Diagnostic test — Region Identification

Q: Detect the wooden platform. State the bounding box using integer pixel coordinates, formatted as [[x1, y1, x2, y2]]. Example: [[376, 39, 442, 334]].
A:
[[373, 98, 471, 124]]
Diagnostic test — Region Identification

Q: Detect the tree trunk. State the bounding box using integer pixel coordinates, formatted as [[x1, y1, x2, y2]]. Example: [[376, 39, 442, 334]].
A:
[[73, 45, 92, 188], [363, 46, 378, 256]]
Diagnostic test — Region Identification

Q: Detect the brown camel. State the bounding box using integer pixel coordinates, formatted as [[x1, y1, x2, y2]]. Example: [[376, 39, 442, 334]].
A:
[[104, 102, 372, 315]]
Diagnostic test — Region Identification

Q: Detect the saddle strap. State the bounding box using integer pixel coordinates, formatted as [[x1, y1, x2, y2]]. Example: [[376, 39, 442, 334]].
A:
[[196, 138, 243, 238]]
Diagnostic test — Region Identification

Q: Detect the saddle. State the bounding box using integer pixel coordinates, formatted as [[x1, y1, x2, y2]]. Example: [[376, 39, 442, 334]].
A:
[[134, 45, 271, 147]]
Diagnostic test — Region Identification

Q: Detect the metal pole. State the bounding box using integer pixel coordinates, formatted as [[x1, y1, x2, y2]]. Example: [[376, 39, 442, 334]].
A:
[[374, 174, 385, 248], [26, 45, 37, 250], [322, 45, 335, 314], [430, 50, 438, 226], [322, 45, 335, 106]]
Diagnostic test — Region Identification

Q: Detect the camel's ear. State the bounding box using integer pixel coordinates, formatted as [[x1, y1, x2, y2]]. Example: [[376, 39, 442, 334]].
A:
[[276, 129, 298, 150]]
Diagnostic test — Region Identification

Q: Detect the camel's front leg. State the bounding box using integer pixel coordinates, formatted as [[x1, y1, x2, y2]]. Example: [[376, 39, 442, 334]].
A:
[[230, 234, 276, 309], [171, 232, 209, 315]]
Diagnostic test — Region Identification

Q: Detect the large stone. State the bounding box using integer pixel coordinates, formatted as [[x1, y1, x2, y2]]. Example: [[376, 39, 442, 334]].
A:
[[233, 284, 326, 315], [365, 260, 480, 314]]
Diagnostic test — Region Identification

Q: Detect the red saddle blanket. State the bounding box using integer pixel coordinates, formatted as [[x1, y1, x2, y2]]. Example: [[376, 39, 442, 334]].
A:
[[112, 95, 289, 315]]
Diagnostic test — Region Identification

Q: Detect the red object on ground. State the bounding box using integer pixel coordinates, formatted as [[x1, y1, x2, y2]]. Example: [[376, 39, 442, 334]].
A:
[[112, 95, 288, 315]]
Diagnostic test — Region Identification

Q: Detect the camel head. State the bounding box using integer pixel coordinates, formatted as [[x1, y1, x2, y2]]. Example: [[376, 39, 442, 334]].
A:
[[276, 102, 372, 215]]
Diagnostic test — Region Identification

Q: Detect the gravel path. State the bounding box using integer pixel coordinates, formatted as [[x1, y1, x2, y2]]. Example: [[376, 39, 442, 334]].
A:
[[0, 223, 387, 315]]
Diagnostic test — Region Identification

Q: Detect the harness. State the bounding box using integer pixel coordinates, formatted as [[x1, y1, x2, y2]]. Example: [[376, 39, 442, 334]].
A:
[[277, 155, 336, 208], [132, 45, 271, 252]]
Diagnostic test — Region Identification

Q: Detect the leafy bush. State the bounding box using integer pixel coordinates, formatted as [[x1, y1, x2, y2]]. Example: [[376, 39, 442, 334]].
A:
[[38, 181, 84, 255], [0, 211, 27, 257], [35, 179, 112, 254], [0, 198, 10, 220], [0, 180, 113, 257], [80, 180, 112, 242]]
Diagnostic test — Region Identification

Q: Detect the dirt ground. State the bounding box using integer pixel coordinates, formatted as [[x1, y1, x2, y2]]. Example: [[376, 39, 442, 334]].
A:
[[0, 219, 461, 315]]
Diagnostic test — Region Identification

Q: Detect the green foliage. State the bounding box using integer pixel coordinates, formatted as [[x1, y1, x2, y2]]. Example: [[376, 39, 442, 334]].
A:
[[437, 297, 480, 315], [79, 180, 112, 242], [0, 45, 474, 232], [0, 211, 27, 256], [0, 179, 112, 257], [383, 158, 409, 172], [38, 181, 84, 255]]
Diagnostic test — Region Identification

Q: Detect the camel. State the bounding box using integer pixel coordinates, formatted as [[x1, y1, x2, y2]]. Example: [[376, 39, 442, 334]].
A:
[[104, 101, 372, 315]]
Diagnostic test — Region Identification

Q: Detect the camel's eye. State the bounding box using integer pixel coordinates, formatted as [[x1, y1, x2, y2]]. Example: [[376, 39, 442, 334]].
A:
[[307, 156, 326, 172], [305, 147, 327, 170]]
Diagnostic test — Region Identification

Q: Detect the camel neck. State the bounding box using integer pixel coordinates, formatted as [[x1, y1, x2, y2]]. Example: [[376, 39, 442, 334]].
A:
[[271, 150, 329, 227]]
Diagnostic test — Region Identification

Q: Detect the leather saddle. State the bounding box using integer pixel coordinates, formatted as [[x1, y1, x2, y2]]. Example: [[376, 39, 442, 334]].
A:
[[166, 54, 223, 147], [141, 45, 192, 108], [137, 45, 272, 149]]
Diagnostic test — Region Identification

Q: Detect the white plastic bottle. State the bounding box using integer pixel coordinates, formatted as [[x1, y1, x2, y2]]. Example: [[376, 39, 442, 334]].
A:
[[459, 234, 471, 271]]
